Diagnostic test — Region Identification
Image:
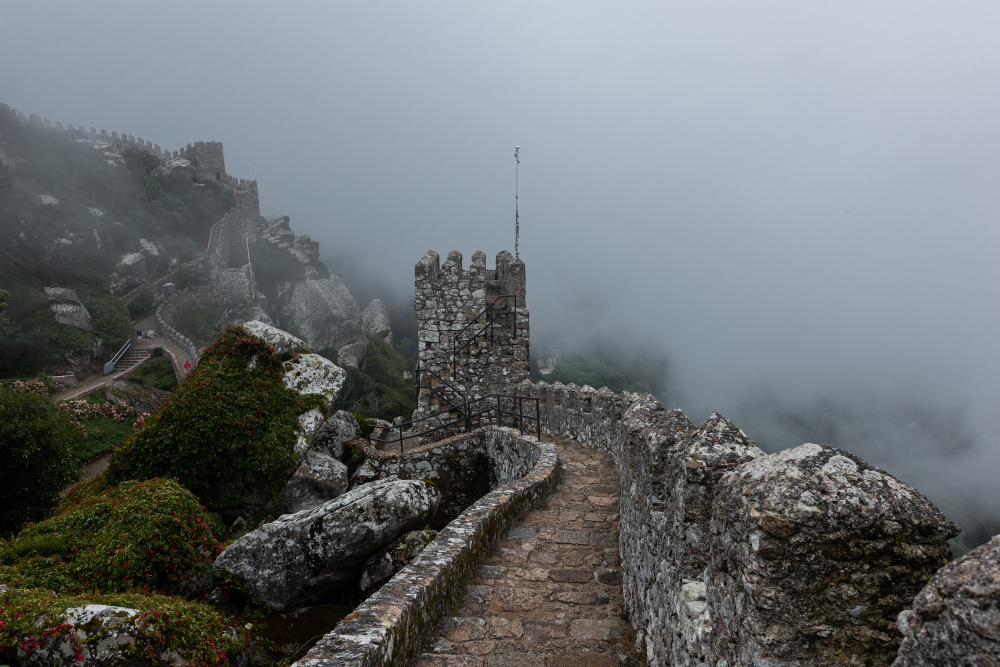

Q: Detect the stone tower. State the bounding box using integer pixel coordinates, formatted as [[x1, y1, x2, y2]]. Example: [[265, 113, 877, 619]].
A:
[[413, 250, 529, 426], [190, 141, 226, 182]]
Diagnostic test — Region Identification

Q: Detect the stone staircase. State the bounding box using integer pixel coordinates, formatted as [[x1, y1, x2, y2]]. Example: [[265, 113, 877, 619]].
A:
[[205, 220, 223, 256], [113, 348, 150, 373]]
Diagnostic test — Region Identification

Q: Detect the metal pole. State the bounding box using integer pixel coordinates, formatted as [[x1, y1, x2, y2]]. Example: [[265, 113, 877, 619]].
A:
[[519, 396, 524, 434], [246, 238, 255, 305], [399, 425, 404, 454], [515, 146, 520, 259]]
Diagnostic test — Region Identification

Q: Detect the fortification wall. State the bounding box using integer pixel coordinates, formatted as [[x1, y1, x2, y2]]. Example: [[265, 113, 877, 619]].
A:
[[517, 379, 959, 667], [413, 250, 529, 430], [294, 427, 558, 666], [155, 274, 251, 360]]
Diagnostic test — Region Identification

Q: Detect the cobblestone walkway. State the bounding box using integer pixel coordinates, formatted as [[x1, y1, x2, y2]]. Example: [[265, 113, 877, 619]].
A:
[[412, 435, 641, 667]]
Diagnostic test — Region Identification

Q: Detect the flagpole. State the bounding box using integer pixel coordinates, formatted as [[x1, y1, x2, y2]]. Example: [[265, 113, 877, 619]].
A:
[[515, 146, 520, 259]]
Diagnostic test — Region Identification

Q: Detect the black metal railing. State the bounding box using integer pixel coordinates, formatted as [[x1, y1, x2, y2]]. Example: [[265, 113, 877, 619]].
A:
[[452, 295, 517, 377], [368, 393, 541, 454], [415, 365, 466, 415]]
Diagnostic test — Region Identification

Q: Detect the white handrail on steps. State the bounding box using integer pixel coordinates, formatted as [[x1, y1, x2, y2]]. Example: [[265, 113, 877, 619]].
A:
[[104, 340, 132, 375]]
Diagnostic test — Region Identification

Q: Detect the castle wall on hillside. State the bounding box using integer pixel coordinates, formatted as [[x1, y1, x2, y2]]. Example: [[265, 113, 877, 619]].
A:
[[519, 380, 959, 667], [413, 249, 529, 430]]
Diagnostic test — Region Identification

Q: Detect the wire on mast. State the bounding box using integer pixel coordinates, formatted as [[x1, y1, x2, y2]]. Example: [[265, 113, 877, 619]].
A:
[[515, 146, 520, 259]]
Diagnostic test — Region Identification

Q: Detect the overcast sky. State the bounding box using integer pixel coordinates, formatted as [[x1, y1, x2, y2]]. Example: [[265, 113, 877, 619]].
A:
[[2, 1, 999, 527]]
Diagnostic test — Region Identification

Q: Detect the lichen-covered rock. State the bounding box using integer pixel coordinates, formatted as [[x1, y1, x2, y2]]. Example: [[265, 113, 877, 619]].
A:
[[362, 298, 393, 345], [106, 379, 171, 413], [893, 534, 1000, 666], [311, 410, 358, 460], [17, 604, 150, 666], [241, 320, 307, 354], [214, 477, 439, 610], [44, 287, 98, 333], [111, 252, 147, 295], [708, 443, 960, 667], [275, 275, 366, 367], [280, 449, 349, 514], [151, 156, 196, 180], [359, 529, 437, 596], [281, 352, 345, 404]]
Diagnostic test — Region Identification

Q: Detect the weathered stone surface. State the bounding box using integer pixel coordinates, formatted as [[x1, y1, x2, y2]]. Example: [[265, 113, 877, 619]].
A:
[[281, 352, 345, 404], [240, 320, 307, 354], [280, 449, 349, 514], [359, 528, 438, 596], [44, 287, 97, 332], [38, 194, 59, 205], [14, 602, 244, 666], [215, 477, 439, 610], [362, 298, 393, 345], [139, 238, 167, 278], [151, 156, 196, 180], [106, 379, 171, 413], [708, 443, 959, 667], [311, 410, 358, 460], [276, 275, 366, 368], [893, 533, 1000, 666]]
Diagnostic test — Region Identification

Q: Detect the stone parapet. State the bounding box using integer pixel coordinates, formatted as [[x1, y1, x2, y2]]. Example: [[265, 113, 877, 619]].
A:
[[518, 379, 958, 667], [292, 427, 558, 666]]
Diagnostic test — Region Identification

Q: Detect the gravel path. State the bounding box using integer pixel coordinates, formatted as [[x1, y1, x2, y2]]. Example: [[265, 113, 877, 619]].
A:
[[412, 435, 642, 667]]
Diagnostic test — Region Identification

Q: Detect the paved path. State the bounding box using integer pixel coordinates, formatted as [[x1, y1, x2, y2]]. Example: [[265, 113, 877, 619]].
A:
[[412, 436, 641, 667]]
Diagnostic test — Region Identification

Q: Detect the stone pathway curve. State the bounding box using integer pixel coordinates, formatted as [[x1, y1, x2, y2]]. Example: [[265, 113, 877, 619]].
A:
[[412, 435, 642, 667]]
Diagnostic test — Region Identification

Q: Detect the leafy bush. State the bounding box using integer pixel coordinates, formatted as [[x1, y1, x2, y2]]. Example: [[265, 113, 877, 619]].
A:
[[0, 386, 82, 537], [0, 477, 221, 595], [106, 326, 323, 512], [175, 304, 228, 349], [328, 334, 416, 422], [129, 356, 178, 391]]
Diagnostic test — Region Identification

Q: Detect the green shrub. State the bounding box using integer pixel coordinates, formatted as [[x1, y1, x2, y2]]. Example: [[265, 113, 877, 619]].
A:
[[0, 386, 82, 537], [175, 304, 227, 349], [106, 327, 323, 512], [129, 356, 178, 391], [330, 334, 416, 422]]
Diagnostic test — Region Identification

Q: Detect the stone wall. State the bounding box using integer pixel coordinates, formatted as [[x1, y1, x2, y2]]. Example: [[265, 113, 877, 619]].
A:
[[293, 426, 558, 666], [518, 379, 959, 667], [413, 250, 529, 431], [155, 279, 251, 361]]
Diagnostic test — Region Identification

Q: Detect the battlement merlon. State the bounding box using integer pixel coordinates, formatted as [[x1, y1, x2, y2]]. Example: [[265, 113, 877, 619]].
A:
[[414, 249, 527, 309]]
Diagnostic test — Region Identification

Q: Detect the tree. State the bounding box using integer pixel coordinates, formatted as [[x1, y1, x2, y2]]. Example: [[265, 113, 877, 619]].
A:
[[0, 386, 82, 537], [0, 287, 10, 336]]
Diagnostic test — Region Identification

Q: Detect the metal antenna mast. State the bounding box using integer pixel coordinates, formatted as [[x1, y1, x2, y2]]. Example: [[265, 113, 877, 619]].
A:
[[246, 238, 255, 304], [515, 146, 520, 259]]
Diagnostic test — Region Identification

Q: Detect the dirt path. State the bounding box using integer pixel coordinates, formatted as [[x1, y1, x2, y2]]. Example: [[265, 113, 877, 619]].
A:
[[411, 435, 641, 667]]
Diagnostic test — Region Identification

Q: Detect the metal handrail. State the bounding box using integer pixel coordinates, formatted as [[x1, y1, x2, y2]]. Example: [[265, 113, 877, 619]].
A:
[[416, 365, 466, 413], [367, 393, 541, 454], [104, 340, 132, 375]]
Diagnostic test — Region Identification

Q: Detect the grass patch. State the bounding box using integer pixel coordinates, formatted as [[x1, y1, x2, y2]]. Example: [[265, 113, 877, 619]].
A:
[[129, 356, 177, 391]]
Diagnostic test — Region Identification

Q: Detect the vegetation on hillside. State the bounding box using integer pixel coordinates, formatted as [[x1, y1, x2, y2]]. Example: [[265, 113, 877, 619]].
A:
[[106, 326, 324, 513], [0, 384, 82, 537], [129, 356, 178, 391], [531, 345, 668, 397], [327, 333, 417, 422], [0, 103, 234, 378]]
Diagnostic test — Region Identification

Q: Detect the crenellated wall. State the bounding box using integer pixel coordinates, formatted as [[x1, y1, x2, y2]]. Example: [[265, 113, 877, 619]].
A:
[[517, 379, 959, 667], [413, 250, 530, 430]]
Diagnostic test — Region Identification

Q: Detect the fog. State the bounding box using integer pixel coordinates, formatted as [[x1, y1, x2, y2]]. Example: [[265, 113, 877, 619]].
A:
[[2, 2, 998, 542]]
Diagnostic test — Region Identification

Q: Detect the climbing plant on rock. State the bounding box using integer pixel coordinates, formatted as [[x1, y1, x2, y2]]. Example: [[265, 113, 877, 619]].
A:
[[107, 325, 325, 513]]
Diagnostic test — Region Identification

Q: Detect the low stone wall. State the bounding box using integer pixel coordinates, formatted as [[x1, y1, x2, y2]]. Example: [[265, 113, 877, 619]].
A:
[[155, 282, 249, 362], [518, 379, 959, 667], [292, 426, 558, 666]]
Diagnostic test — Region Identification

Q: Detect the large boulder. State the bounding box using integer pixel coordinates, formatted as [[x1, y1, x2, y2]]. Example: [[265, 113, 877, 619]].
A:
[[359, 529, 437, 596], [708, 443, 959, 667], [151, 157, 196, 181], [282, 352, 345, 404], [139, 238, 167, 278], [111, 252, 147, 295], [362, 298, 393, 345], [106, 379, 171, 413], [44, 287, 97, 333], [279, 449, 349, 514], [311, 410, 359, 460], [214, 477, 439, 610], [276, 275, 366, 368], [893, 534, 1000, 666], [242, 320, 307, 355]]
